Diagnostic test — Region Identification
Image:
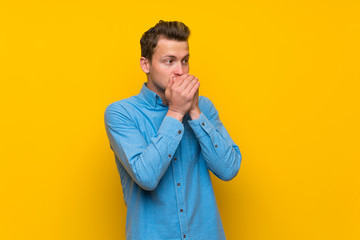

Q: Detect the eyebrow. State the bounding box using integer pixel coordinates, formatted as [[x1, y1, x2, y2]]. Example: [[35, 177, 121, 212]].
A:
[[162, 54, 190, 59]]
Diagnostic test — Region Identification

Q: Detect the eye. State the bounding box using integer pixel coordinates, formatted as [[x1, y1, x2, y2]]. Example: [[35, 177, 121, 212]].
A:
[[165, 59, 173, 64], [182, 59, 189, 64]]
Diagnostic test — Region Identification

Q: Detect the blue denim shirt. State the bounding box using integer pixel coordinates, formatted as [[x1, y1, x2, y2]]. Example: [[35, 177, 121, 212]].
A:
[[104, 83, 242, 240]]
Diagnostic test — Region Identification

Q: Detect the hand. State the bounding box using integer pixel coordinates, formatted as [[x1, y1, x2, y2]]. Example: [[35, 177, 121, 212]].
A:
[[189, 86, 201, 120], [165, 73, 200, 120]]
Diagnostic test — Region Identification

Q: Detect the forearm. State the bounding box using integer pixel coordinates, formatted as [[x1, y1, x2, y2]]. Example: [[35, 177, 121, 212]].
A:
[[122, 129, 181, 190], [188, 113, 242, 181], [105, 110, 184, 191]]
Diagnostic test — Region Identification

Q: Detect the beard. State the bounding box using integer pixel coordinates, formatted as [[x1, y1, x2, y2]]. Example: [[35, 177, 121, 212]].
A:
[[147, 75, 168, 95]]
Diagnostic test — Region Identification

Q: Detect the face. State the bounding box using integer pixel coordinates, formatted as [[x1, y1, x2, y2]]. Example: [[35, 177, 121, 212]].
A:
[[142, 37, 190, 94]]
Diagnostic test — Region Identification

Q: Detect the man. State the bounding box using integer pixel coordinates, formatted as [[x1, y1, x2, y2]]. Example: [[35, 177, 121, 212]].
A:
[[104, 20, 242, 240]]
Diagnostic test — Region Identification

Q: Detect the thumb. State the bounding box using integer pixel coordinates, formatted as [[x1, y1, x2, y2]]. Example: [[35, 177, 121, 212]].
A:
[[167, 77, 174, 88]]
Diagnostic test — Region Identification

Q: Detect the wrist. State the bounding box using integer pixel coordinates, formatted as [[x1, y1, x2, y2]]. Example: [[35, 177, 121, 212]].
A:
[[189, 107, 201, 120], [166, 109, 184, 122]]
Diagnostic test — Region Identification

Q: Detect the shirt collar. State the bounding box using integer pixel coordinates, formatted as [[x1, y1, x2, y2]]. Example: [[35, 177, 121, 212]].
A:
[[139, 82, 167, 109]]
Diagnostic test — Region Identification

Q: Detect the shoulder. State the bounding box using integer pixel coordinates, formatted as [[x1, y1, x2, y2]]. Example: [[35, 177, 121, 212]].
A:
[[199, 95, 217, 115], [199, 95, 213, 106], [105, 91, 146, 112], [104, 96, 139, 123], [105, 97, 133, 113]]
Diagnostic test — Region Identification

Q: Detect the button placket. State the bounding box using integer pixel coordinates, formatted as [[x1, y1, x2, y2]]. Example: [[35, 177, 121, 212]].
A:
[[171, 154, 188, 239]]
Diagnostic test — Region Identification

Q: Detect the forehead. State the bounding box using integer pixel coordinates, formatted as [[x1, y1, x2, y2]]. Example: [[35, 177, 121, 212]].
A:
[[153, 38, 189, 57]]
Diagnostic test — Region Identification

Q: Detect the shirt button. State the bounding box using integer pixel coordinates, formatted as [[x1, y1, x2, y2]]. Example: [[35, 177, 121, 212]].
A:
[[168, 154, 172, 158], [202, 122, 205, 126], [215, 144, 218, 148], [156, 96, 159, 99], [178, 130, 182, 134], [183, 235, 186, 238], [177, 183, 180, 186], [174, 157, 177, 161], [180, 209, 183, 212]]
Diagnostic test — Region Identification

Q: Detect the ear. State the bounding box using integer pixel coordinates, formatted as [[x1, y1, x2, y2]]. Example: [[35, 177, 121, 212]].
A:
[[140, 57, 150, 74]]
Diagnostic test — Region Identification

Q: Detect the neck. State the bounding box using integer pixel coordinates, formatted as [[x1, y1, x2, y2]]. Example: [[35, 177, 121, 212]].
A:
[[146, 81, 168, 106]]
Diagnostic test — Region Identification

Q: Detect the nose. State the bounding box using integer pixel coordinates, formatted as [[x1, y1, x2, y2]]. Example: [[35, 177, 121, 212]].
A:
[[174, 62, 185, 76]]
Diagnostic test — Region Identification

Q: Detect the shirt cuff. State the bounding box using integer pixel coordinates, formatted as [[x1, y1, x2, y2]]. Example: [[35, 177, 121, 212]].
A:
[[187, 112, 215, 139], [158, 116, 185, 141]]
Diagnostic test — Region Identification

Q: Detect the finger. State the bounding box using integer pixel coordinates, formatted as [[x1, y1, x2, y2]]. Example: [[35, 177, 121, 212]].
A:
[[185, 78, 198, 94], [167, 77, 174, 88], [179, 75, 195, 90], [189, 80, 200, 96], [175, 73, 192, 87], [172, 74, 189, 87]]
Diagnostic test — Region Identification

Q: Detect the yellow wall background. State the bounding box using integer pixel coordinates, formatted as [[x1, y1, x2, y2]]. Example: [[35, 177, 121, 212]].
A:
[[1, 0, 359, 239]]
